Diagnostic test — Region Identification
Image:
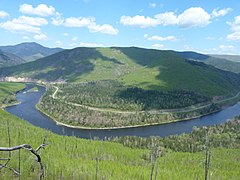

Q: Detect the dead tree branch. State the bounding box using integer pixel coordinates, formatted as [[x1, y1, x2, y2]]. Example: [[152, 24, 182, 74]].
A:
[[0, 143, 48, 178]]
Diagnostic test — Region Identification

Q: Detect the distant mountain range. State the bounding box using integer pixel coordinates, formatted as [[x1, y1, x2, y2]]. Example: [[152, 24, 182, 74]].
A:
[[210, 54, 240, 62], [1, 46, 240, 98], [0, 50, 25, 67], [177, 51, 240, 73], [0, 42, 63, 67]]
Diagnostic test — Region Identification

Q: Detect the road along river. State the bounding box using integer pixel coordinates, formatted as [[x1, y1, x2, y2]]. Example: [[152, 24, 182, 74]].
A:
[[5, 84, 240, 139]]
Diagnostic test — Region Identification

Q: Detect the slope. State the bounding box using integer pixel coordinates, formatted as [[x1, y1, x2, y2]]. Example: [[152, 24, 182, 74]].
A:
[[0, 50, 25, 67], [210, 54, 240, 62], [0, 47, 240, 97], [178, 51, 240, 73], [0, 42, 63, 62]]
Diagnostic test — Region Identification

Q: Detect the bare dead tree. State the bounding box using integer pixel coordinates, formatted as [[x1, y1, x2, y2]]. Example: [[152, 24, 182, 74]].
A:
[[18, 128, 21, 180], [0, 143, 48, 179], [204, 132, 211, 180], [149, 140, 164, 180]]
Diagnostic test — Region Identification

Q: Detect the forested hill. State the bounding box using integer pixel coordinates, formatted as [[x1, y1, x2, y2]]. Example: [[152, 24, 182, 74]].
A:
[[177, 51, 240, 73], [1, 47, 240, 97], [0, 50, 25, 67], [0, 42, 63, 62]]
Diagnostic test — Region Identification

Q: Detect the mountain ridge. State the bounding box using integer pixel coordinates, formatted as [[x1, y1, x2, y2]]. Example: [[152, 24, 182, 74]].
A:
[[0, 42, 63, 62], [177, 51, 240, 73], [1, 46, 240, 98], [0, 50, 25, 67]]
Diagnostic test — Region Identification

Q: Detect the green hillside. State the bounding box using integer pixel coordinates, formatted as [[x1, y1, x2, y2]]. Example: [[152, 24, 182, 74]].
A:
[[178, 51, 240, 73], [0, 82, 239, 179], [1, 47, 240, 97], [0, 82, 25, 106], [0, 107, 240, 179], [205, 56, 240, 73], [210, 54, 240, 62], [0, 50, 25, 67]]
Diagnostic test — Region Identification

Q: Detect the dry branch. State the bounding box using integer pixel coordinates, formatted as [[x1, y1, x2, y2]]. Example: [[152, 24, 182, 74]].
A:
[[0, 143, 48, 178]]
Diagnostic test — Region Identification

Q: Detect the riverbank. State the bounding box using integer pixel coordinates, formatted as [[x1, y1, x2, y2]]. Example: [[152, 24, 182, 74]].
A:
[[35, 85, 240, 130], [36, 102, 223, 130], [0, 82, 26, 108], [3, 82, 239, 130], [5, 83, 240, 138], [2, 108, 240, 179]]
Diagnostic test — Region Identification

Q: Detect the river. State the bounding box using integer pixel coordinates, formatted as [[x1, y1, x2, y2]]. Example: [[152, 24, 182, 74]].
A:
[[5, 84, 240, 139]]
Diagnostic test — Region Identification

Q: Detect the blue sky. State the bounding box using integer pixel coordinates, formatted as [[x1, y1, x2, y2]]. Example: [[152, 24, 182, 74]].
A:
[[0, 0, 240, 54]]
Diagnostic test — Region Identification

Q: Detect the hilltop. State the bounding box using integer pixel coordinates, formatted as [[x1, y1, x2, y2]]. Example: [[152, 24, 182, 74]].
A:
[[1, 47, 240, 98], [0, 42, 63, 62]]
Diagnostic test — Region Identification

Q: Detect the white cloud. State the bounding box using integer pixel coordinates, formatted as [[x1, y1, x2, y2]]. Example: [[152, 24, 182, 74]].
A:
[[227, 32, 240, 41], [64, 17, 94, 27], [120, 15, 159, 28], [12, 16, 48, 26], [144, 34, 148, 38], [226, 16, 240, 41], [0, 10, 9, 18], [219, 45, 235, 52], [178, 7, 210, 28], [51, 13, 64, 26], [19, 4, 56, 17], [152, 44, 165, 49], [79, 42, 104, 47], [0, 21, 40, 33], [211, 8, 232, 18], [88, 24, 119, 35], [149, 3, 156, 8], [154, 12, 178, 26], [228, 16, 240, 32], [63, 33, 69, 36], [34, 33, 48, 40], [53, 16, 118, 35], [147, 35, 177, 41], [120, 7, 214, 28]]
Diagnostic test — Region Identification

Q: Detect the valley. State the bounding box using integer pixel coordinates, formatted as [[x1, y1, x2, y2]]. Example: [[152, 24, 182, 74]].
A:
[[0, 84, 239, 179], [37, 81, 223, 128], [1, 0, 240, 179], [0, 41, 239, 180]]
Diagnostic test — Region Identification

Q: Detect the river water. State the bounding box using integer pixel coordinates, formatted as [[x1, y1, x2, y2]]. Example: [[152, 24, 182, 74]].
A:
[[5, 84, 240, 139]]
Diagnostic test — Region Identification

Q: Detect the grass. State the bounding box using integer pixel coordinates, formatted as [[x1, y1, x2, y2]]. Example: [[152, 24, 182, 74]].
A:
[[1, 47, 240, 97], [0, 82, 239, 179], [0, 82, 25, 106], [0, 109, 240, 179]]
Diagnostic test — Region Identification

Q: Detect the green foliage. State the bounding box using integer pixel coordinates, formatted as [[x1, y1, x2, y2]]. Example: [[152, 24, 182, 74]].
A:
[[0, 82, 239, 179], [112, 117, 240, 152], [0, 110, 240, 179], [205, 56, 240, 73], [178, 51, 240, 74], [0, 82, 25, 106], [0, 50, 25, 67], [1, 47, 240, 97], [37, 83, 219, 128], [55, 81, 209, 111]]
